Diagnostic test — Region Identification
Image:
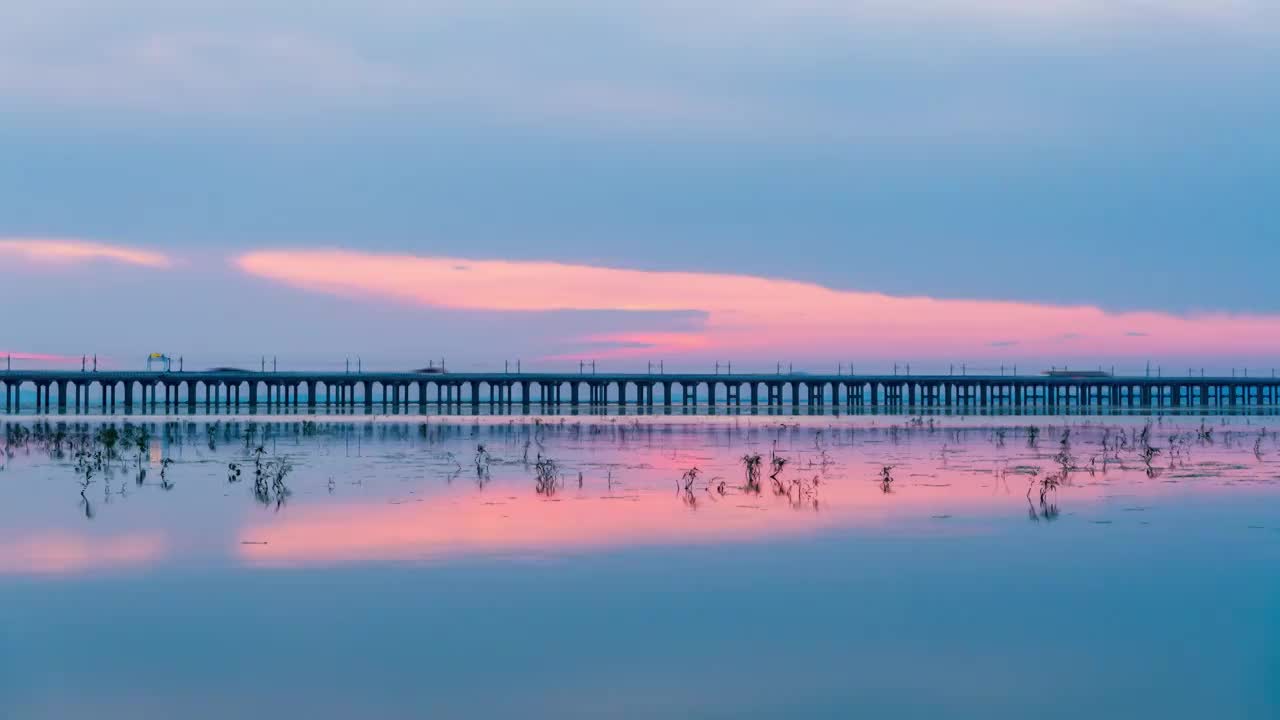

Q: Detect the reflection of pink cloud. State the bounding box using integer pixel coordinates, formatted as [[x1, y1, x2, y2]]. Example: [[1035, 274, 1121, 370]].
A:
[[238, 481, 963, 569], [236, 454, 1109, 568], [236, 249, 1280, 360], [0, 238, 171, 268], [239, 495, 834, 567], [0, 532, 166, 575]]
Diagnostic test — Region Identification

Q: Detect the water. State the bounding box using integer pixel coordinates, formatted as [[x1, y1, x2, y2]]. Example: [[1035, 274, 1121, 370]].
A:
[[2, 414, 1278, 718]]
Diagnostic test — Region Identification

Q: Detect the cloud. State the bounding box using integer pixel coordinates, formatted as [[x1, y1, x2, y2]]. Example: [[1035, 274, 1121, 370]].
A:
[[0, 26, 1037, 142], [6, 2, 1270, 141], [695, 0, 1278, 27], [0, 26, 752, 134], [547, 331, 714, 360], [0, 238, 171, 268], [0, 29, 406, 111], [0, 350, 80, 364], [236, 248, 1280, 361]]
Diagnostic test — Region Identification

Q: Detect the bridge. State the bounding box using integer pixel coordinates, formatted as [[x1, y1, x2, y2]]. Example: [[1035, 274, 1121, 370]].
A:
[[3, 369, 1280, 415]]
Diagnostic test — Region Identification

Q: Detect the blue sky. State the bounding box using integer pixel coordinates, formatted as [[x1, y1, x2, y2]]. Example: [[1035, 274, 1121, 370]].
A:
[[2, 1, 1279, 371]]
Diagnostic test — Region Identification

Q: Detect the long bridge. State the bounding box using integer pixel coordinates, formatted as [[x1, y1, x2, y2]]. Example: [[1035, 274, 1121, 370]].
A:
[[3, 369, 1279, 415]]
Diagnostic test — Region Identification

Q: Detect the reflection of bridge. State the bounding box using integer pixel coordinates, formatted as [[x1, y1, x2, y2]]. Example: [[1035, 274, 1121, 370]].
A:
[[4, 369, 1280, 415]]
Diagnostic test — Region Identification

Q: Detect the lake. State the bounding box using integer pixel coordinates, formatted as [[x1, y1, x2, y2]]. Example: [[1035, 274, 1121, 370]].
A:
[[2, 413, 1278, 718]]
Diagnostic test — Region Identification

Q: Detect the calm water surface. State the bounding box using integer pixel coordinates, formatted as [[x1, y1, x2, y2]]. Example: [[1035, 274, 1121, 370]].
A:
[[2, 414, 1278, 718]]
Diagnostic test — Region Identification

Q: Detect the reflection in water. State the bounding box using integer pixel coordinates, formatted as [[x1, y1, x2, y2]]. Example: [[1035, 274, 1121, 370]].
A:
[[1, 415, 1278, 574], [3, 415, 1280, 719], [0, 531, 165, 575]]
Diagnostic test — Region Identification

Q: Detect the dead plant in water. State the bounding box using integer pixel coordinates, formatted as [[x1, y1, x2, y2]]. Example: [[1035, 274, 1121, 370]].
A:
[[247, 447, 292, 508], [1140, 443, 1160, 470], [1053, 446, 1074, 474], [159, 457, 175, 491], [741, 453, 763, 493], [474, 443, 493, 481], [534, 455, 560, 495], [680, 466, 702, 493], [769, 454, 788, 485], [761, 443, 788, 494], [1027, 495, 1060, 522], [1025, 467, 1062, 508], [879, 465, 895, 494], [1197, 421, 1214, 444]]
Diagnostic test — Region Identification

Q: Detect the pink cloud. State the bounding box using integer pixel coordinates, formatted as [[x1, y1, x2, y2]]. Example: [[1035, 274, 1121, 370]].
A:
[[236, 248, 1280, 361], [0, 238, 171, 268], [0, 350, 80, 363]]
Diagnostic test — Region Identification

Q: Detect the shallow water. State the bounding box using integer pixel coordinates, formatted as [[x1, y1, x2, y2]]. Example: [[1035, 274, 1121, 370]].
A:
[[2, 415, 1278, 718]]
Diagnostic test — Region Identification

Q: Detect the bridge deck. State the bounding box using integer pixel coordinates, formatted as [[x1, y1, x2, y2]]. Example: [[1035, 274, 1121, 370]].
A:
[[3, 369, 1279, 414]]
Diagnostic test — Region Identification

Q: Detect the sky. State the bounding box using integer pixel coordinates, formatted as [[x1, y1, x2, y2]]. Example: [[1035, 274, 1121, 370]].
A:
[[2, 1, 1279, 374]]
